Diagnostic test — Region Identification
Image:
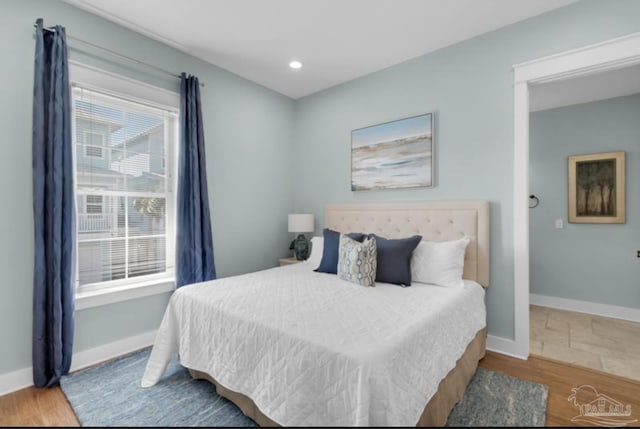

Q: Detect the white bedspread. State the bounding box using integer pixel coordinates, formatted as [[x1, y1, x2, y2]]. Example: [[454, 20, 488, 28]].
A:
[[141, 262, 486, 426]]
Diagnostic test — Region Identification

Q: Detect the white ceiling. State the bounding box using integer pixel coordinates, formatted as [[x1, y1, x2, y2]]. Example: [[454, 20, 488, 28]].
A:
[[530, 64, 640, 112], [64, 0, 579, 99]]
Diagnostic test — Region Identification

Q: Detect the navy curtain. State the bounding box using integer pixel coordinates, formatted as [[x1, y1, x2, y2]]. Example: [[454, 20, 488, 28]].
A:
[[176, 73, 216, 287], [32, 19, 75, 387]]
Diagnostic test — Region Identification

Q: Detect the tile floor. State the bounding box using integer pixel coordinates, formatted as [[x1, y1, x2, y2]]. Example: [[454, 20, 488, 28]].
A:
[[530, 305, 640, 381]]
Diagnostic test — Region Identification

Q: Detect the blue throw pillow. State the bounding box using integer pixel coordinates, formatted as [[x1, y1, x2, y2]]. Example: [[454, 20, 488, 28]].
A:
[[315, 228, 366, 274], [370, 234, 422, 285]]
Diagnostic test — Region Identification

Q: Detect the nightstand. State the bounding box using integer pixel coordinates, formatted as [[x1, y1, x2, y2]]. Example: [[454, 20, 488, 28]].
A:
[[279, 257, 303, 266]]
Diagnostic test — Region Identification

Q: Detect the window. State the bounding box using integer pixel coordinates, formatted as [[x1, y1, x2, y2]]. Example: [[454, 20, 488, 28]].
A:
[[72, 82, 178, 294], [85, 195, 103, 213], [84, 131, 105, 158]]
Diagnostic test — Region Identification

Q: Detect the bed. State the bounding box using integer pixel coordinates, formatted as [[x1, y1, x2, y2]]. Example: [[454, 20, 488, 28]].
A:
[[141, 201, 490, 426]]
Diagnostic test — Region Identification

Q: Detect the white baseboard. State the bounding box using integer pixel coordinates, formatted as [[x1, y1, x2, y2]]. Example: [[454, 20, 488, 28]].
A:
[[530, 293, 640, 323], [0, 367, 33, 397], [486, 334, 527, 360], [70, 330, 156, 372], [0, 330, 156, 397]]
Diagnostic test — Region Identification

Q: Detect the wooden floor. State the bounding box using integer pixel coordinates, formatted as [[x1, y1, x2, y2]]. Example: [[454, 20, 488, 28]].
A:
[[480, 352, 640, 427], [2, 351, 640, 427]]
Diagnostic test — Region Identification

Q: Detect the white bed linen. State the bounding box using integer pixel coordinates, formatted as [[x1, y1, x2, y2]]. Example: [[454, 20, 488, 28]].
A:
[[141, 262, 486, 426]]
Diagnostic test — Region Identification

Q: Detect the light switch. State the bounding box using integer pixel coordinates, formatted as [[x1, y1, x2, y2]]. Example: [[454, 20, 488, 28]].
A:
[[555, 219, 564, 229]]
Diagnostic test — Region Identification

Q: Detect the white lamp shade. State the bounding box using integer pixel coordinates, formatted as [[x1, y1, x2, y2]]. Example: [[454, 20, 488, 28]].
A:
[[288, 213, 314, 233]]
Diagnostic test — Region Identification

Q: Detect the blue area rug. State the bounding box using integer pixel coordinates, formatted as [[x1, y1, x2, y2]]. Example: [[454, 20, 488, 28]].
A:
[[61, 349, 255, 427], [60, 349, 547, 427]]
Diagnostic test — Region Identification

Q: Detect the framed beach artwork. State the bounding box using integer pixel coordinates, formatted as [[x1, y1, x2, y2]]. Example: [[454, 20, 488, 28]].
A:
[[351, 113, 433, 191], [568, 151, 625, 224]]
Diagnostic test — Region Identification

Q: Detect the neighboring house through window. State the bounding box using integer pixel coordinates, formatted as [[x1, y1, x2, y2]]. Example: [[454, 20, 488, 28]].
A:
[[71, 64, 179, 299]]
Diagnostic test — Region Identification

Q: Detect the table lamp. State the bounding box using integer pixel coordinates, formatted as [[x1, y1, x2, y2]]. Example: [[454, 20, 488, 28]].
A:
[[288, 213, 314, 260]]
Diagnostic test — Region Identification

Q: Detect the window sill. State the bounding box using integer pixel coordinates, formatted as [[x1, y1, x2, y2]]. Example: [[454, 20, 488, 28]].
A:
[[75, 278, 175, 311]]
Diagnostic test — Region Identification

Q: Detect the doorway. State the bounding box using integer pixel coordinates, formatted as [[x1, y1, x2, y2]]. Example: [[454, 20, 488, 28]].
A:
[[526, 68, 640, 379], [511, 32, 640, 360]]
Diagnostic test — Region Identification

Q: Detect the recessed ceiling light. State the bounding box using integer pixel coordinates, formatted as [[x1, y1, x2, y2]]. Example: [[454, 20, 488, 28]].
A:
[[289, 60, 303, 69]]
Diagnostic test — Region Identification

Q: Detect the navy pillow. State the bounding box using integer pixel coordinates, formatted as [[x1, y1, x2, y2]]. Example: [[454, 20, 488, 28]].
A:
[[315, 228, 366, 274], [371, 234, 422, 286]]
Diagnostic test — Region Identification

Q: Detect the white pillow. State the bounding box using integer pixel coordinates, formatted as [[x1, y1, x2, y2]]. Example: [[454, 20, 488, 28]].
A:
[[411, 237, 471, 288], [306, 236, 323, 269]]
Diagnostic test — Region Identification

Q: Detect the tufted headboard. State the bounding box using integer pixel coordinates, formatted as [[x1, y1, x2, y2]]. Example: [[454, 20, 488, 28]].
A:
[[324, 201, 490, 287]]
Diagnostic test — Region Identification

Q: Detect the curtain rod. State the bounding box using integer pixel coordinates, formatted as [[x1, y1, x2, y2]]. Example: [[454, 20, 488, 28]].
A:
[[34, 22, 204, 87]]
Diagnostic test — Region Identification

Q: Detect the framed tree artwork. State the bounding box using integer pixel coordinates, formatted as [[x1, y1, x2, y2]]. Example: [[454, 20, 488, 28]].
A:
[[568, 151, 625, 224]]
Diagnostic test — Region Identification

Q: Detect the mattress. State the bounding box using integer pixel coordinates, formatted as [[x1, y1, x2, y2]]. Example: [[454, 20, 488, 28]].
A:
[[141, 262, 486, 426]]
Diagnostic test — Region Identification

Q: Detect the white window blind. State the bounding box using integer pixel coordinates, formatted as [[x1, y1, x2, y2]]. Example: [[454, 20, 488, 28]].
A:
[[73, 86, 177, 292]]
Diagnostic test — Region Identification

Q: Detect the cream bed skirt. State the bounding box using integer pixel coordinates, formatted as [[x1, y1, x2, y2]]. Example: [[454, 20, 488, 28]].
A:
[[189, 327, 487, 427]]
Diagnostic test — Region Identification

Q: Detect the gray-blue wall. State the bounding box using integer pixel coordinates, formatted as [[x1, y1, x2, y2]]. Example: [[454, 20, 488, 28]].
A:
[[0, 0, 295, 375], [292, 0, 640, 340], [530, 94, 640, 308]]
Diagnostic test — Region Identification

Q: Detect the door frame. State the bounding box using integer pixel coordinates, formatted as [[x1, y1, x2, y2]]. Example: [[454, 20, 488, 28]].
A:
[[511, 32, 640, 359]]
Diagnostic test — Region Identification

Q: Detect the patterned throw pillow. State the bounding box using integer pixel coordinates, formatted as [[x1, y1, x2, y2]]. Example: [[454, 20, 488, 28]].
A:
[[337, 234, 377, 287]]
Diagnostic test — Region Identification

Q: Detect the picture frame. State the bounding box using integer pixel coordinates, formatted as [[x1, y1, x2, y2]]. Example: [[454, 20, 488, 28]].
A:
[[351, 113, 433, 191], [568, 151, 625, 224]]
